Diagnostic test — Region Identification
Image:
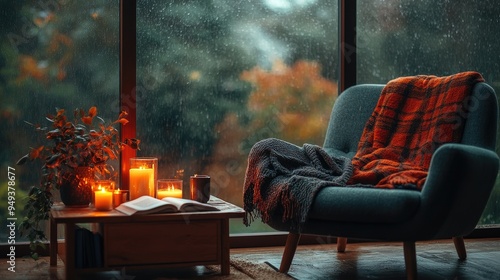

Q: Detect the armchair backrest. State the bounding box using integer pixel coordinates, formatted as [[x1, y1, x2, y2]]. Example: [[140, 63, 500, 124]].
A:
[[323, 82, 498, 157]]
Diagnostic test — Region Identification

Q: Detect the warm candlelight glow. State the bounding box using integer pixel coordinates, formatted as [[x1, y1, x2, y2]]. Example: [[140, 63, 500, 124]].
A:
[[157, 179, 183, 199], [129, 158, 157, 200], [92, 180, 114, 207], [157, 186, 183, 199], [113, 188, 128, 207], [94, 188, 113, 211], [129, 165, 155, 199]]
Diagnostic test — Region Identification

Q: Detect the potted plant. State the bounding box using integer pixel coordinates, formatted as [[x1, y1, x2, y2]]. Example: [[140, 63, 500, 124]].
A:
[[17, 106, 139, 258]]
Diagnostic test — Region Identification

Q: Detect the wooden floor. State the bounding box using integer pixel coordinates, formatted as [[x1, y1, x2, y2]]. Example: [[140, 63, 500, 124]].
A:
[[2, 238, 499, 279]]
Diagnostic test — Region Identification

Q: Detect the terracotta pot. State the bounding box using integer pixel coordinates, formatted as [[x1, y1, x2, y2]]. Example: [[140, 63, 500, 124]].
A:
[[59, 167, 93, 207]]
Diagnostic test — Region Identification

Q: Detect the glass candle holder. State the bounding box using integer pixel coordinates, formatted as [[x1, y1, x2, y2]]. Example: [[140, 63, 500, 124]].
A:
[[129, 157, 158, 200], [157, 179, 183, 199], [94, 188, 113, 211], [113, 189, 129, 208], [92, 179, 115, 207]]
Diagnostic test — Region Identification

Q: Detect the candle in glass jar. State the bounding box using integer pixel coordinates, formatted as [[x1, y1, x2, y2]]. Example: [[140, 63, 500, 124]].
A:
[[94, 189, 113, 211], [157, 179, 183, 199], [92, 180, 115, 207], [157, 188, 183, 199], [113, 189, 129, 207], [129, 166, 154, 199], [129, 157, 157, 200]]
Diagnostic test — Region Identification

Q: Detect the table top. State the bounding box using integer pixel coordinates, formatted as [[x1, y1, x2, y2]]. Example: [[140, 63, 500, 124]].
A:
[[50, 196, 245, 223]]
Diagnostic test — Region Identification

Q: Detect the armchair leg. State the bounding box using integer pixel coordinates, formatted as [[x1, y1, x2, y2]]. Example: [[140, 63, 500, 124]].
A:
[[337, 237, 347, 252], [453, 236, 467, 260], [279, 233, 301, 273], [403, 241, 417, 280]]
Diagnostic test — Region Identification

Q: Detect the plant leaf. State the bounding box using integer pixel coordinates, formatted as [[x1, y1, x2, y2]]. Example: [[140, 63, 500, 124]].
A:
[[81, 116, 93, 125], [114, 118, 129, 125], [88, 106, 97, 117], [16, 154, 29, 165], [29, 146, 44, 159]]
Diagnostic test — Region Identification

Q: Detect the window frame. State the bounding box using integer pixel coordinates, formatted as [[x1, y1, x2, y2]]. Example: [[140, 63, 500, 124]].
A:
[[117, 0, 499, 247], [1, 0, 498, 257]]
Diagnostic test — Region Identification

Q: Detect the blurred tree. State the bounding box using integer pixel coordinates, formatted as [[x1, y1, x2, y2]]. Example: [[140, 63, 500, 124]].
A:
[[204, 59, 337, 205]]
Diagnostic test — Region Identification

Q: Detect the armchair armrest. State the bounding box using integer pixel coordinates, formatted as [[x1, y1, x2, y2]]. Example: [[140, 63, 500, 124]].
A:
[[419, 143, 499, 237]]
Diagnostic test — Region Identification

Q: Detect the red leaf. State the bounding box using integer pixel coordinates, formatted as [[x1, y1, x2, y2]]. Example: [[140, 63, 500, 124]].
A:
[[102, 146, 117, 160], [81, 116, 93, 125], [119, 110, 128, 119], [88, 106, 97, 117], [114, 118, 129, 125], [29, 146, 45, 159]]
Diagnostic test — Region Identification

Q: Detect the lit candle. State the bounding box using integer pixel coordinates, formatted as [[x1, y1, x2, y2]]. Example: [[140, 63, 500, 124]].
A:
[[92, 179, 115, 207], [113, 188, 129, 207], [94, 189, 113, 211], [157, 179, 183, 199], [157, 188, 183, 199], [129, 166, 155, 200]]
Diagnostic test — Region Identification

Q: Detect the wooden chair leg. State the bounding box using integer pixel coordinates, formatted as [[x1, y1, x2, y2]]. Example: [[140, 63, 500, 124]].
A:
[[279, 233, 301, 273], [403, 241, 417, 280], [337, 237, 347, 252], [453, 236, 467, 260]]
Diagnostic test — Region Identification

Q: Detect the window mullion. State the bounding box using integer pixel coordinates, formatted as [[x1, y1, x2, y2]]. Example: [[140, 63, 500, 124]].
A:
[[119, 0, 137, 190]]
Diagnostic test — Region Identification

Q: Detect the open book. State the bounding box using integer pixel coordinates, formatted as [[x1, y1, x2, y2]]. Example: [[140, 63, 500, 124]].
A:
[[115, 195, 220, 216]]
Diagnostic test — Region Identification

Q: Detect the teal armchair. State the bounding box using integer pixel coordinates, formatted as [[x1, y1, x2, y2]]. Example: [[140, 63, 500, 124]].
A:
[[270, 83, 499, 279]]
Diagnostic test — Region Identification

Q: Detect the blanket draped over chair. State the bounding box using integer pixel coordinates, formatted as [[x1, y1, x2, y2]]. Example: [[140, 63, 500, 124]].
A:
[[243, 71, 484, 231]]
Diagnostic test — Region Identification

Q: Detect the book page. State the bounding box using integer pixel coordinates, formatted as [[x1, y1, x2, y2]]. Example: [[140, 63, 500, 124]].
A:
[[128, 196, 167, 210], [161, 197, 219, 212]]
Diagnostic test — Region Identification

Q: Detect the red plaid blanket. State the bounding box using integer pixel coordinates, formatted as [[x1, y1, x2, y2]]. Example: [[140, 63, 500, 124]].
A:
[[348, 71, 484, 190]]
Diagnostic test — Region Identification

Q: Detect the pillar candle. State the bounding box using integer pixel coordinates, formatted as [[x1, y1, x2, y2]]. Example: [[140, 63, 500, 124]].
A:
[[94, 189, 113, 211], [129, 167, 154, 200]]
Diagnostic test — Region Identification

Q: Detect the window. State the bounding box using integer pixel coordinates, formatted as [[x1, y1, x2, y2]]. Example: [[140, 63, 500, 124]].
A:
[[1, 0, 119, 242], [0, 0, 339, 245], [135, 0, 339, 233], [356, 0, 500, 225], [1, 0, 498, 248]]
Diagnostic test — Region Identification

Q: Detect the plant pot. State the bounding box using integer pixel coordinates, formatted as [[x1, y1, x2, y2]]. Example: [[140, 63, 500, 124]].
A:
[[59, 167, 93, 207]]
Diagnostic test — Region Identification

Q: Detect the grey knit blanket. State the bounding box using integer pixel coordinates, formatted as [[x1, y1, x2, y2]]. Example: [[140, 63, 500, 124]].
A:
[[243, 138, 353, 231]]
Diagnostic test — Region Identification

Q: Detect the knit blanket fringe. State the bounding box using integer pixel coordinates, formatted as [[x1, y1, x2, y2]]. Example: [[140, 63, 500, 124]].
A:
[[243, 138, 352, 231]]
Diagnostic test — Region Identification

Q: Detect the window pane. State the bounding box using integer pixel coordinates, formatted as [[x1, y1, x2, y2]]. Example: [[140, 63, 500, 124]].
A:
[[0, 0, 119, 243], [136, 0, 338, 233], [357, 0, 500, 225]]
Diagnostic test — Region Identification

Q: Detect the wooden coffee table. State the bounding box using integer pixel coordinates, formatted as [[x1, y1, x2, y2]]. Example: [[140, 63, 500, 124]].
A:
[[50, 196, 244, 279]]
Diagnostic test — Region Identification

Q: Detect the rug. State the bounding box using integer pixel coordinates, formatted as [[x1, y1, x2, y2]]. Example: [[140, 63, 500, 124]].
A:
[[0, 256, 293, 280]]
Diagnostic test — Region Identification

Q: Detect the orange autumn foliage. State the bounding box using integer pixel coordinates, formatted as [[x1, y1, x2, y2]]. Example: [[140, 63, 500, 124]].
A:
[[16, 29, 73, 83], [240, 59, 338, 145], [202, 60, 338, 202], [16, 55, 49, 84]]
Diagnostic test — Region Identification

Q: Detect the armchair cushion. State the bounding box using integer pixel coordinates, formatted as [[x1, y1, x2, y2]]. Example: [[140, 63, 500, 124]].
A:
[[308, 187, 420, 224]]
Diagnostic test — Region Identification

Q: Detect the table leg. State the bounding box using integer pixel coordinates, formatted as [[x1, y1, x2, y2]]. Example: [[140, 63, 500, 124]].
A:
[[50, 216, 57, 266], [64, 223, 76, 279], [220, 218, 230, 275]]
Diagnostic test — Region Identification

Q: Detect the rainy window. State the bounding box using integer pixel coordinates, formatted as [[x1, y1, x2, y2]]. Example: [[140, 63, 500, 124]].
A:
[[136, 0, 339, 233], [1, 0, 120, 242], [357, 1, 500, 225], [2, 0, 499, 247]]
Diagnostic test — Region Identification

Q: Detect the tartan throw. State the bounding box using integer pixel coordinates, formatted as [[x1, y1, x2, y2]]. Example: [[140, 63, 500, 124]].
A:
[[347, 71, 484, 190]]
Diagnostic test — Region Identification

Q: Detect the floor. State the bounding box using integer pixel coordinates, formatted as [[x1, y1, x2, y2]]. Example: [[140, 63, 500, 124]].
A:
[[1, 238, 499, 279]]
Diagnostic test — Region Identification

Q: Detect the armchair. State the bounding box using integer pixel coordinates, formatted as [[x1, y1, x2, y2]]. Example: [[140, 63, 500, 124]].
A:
[[265, 82, 499, 279]]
